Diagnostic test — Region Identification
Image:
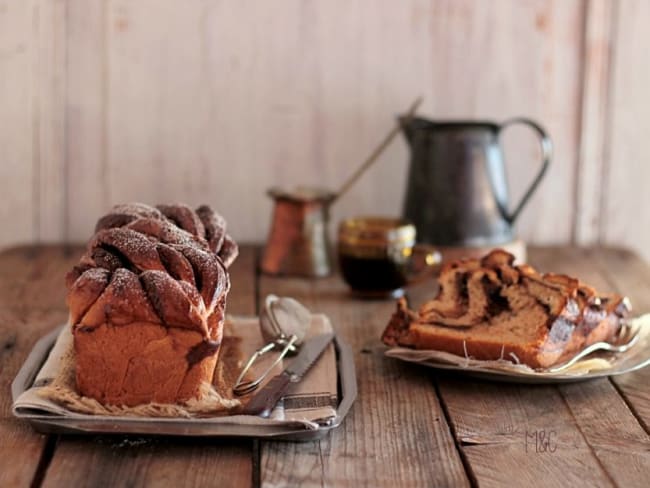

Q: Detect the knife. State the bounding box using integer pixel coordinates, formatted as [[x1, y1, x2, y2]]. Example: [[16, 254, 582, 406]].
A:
[[242, 332, 334, 417]]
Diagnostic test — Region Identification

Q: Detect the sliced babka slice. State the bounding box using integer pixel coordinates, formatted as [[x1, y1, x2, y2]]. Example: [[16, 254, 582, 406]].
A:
[[382, 249, 630, 369]]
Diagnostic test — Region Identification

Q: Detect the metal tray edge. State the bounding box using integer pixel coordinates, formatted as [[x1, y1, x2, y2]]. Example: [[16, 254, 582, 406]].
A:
[[12, 326, 357, 441]]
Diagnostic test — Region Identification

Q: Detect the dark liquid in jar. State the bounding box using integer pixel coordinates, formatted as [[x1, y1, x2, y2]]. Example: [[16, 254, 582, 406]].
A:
[[339, 254, 408, 293]]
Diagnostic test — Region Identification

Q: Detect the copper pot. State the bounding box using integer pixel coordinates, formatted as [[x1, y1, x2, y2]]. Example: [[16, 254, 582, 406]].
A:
[[260, 187, 336, 277]]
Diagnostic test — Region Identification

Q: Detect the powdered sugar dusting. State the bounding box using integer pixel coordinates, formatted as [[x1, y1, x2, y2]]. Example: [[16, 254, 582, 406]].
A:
[[69, 203, 236, 334]]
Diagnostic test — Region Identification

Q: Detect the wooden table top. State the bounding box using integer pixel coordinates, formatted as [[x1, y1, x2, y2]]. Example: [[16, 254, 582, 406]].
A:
[[1, 245, 649, 487]]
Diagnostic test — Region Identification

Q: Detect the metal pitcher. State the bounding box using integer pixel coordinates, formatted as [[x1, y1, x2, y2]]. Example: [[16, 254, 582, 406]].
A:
[[401, 117, 552, 247]]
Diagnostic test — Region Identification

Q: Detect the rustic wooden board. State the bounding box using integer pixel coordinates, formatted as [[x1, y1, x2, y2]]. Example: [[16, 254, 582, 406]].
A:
[[574, 0, 615, 244], [258, 273, 469, 487], [0, 246, 82, 310], [0, 307, 69, 417], [400, 246, 650, 488], [589, 247, 650, 432], [41, 246, 258, 488], [65, 0, 112, 241], [33, 0, 67, 243], [602, 0, 650, 263], [406, 300, 616, 486], [437, 379, 616, 488], [529, 246, 650, 486], [0, 305, 63, 487], [0, 1, 37, 245], [0, 250, 74, 488], [428, 0, 584, 244], [2, 244, 650, 487], [529, 246, 650, 432], [0, 0, 602, 253], [0, 419, 51, 488]]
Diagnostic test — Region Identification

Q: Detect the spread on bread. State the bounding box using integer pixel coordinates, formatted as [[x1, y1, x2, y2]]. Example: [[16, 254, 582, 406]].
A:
[[66, 203, 238, 406], [382, 250, 630, 369]]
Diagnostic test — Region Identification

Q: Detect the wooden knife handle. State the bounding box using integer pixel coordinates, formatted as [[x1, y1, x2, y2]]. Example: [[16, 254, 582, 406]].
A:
[[242, 373, 291, 417]]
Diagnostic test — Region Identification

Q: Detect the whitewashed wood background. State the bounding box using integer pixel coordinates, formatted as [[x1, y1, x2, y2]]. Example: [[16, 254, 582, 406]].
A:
[[1, 0, 649, 261]]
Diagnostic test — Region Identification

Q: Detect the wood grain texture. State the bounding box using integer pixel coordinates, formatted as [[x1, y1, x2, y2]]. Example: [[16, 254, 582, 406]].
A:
[[0, 419, 49, 488], [0, 245, 82, 310], [2, 244, 650, 487], [0, 0, 610, 254], [33, 0, 67, 243], [258, 273, 469, 487], [527, 246, 650, 433], [0, 247, 79, 417], [0, 247, 76, 487], [589, 247, 650, 432], [0, 1, 37, 245], [43, 246, 257, 488], [407, 265, 615, 488], [602, 0, 650, 263], [428, 0, 583, 244], [90, 0, 438, 246], [65, 0, 110, 241], [575, 0, 615, 245], [529, 246, 650, 487], [437, 380, 615, 488]]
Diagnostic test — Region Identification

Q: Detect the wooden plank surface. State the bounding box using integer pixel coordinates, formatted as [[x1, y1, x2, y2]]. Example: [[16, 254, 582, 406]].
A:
[[70, 0, 583, 245], [401, 247, 650, 488], [528, 247, 650, 487], [258, 274, 469, 487], [0, 247, 80, 487], [40, 246, 258, 488], [406, 267, 615, 487], [0, 1, 37, 245], [2, 244, 650, 487], [574, 0, 616, 244], [0, 0, 608, 253], [428, 0, 583, 244], [529, 246, 650, 432], [590, 247, 650, 432], [33, 0, 67, 243], [65, 0, 111, 241], [4, 1, 650, 263], [602, 0, 650, 263]]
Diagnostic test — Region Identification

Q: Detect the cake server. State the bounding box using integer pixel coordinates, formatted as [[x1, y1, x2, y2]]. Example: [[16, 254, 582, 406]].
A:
[[243, 332, 335, 417]]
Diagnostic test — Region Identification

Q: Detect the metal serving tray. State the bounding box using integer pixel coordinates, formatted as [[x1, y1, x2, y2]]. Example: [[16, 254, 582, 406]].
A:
[[12, 326, 357, 441]]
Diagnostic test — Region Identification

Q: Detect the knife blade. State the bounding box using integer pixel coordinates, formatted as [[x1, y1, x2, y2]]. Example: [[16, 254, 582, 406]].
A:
[[242, 332, 334, 417]]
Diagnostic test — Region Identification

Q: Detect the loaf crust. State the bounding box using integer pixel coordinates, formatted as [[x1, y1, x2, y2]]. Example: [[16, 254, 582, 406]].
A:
[[382, 250, 630, 369], [66, 203, 237, 406]]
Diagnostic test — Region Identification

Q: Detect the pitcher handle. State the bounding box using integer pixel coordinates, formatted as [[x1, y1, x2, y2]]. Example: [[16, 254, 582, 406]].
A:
[[497, 118, 552, 224]]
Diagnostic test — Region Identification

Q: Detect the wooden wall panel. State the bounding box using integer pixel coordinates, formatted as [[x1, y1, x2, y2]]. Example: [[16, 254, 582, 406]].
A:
[[62, 0, 582, 244], [66, 0, 109, 242], [0, 2, 36, 244], [0, 0, 649, 260], [34, 0, 66, 242], [87, 0, 436, 244], [575, 0, 615, 246], [602, 0, 650, 263], [427, 0, 583, 243], [0, 0, 65, 246]]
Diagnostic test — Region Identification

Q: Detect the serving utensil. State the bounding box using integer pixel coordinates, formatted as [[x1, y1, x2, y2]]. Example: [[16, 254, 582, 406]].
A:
[[233, 295, 310, 396], [243, 332, 335, 417]]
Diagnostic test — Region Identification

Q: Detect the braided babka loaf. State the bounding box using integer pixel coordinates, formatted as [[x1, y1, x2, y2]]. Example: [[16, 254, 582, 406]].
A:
[[382, 250, 630, 369], [66, 203, 238, 406]]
